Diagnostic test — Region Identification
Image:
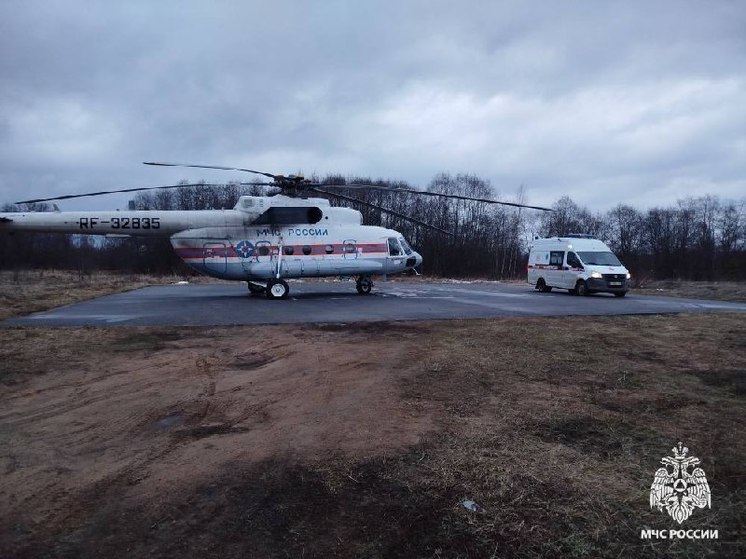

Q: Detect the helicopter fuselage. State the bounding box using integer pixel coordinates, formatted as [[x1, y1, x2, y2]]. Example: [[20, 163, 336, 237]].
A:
[[0, 195, 422, 286], [170, 223, 419, 281]]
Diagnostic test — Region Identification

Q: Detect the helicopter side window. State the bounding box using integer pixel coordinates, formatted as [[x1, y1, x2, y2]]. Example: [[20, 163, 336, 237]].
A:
[[283, 246, 294, 256], [302, 245, 312, 255], [258, 246, 270, 256], [325, 244, 334, 254], [399, 238, 413, 255], [388, 238, 401, 256]]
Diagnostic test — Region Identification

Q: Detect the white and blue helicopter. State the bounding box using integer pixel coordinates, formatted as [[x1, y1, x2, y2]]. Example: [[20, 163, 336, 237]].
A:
[[0, 162, 553, 299]]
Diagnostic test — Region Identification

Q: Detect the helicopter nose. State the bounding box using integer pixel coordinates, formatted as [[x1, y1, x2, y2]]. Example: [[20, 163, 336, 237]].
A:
[[413, 251, 423, 267]]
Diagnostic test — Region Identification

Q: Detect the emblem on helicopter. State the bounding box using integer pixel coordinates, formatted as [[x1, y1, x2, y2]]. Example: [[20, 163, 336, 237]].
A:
[[649, 442, 711, 524], [234, 240, 254, 259]]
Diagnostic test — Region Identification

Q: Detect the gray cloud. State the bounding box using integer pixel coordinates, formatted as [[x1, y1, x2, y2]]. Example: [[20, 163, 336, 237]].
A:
[[1, 0, 744, 211]]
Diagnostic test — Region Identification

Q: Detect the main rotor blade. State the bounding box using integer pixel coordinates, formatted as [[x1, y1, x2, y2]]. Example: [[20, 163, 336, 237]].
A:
[[144, 161, 281, 180], [16, 182, 273, 204], [144, 162, 553, 210], [311, 187, 454, 236], [408, 190, 554, 212], [303, 182, 413, 193], [143, 161, 554, 212], [305, 182, 552, 211]]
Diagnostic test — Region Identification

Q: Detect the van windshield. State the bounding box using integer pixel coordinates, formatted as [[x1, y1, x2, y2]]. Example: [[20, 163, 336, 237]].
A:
[[577, 251, 622, 266]]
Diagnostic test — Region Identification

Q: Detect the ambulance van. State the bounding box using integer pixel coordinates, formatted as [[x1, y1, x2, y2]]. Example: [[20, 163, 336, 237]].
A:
[[527, 235, 630, 297]]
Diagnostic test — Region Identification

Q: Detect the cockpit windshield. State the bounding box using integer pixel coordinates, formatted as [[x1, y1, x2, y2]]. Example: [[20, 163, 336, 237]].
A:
[[399, 238, 413, 255], [577, 251, 622, 266]]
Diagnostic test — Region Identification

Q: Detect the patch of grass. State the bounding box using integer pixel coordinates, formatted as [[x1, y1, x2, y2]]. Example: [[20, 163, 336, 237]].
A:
[[2, 314, 745, 558], [634, 279, 746, 302], [0, 269, 232, 321], [109, 330, 183, 352], [689, 368, 746, 396], [0, 270, 158, 320], [538, 415, 654, 452]]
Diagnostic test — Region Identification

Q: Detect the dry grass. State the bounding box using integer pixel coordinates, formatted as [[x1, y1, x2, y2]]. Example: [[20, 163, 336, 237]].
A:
[[1, 314, 744, 558], [0, 270, 153, 321], [0, 270, 228, 321], [633, 279, 746, 302]]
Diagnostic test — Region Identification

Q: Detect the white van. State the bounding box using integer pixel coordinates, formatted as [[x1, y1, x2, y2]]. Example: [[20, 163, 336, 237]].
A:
[[527, 235, 630, 297]]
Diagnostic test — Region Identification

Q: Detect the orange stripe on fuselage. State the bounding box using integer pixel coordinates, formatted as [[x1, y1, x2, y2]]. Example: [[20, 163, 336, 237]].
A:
[[174, 242, 389, 259]]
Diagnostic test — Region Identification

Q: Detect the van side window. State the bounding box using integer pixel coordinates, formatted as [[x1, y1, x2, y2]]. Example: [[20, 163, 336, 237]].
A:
[[549, 251, 564, 268], [567, 252, 582, 268]]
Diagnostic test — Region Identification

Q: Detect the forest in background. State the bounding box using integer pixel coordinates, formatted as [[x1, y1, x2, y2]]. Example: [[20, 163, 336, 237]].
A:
[[2, 173, 745, 282]]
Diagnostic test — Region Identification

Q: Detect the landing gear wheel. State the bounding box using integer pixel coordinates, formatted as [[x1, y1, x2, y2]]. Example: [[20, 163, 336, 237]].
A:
[[356, 276, 373, 295], [536, 278, 552, 293], [575, 280, 589, 296], [247, 281, 265, 295], [266, 279, 289, 300]]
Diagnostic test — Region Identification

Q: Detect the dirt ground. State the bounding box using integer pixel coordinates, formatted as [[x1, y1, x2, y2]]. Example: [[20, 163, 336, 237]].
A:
[[1, 313, 745, 558]]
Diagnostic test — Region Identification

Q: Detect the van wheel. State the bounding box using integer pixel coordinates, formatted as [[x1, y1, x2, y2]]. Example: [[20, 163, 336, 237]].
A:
[[536, 278, 552, 293], [575, 280, 589, 296]]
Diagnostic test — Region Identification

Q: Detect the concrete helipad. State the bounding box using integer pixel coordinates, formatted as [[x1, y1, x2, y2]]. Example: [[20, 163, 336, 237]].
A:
[[3, 280, 746, 327]]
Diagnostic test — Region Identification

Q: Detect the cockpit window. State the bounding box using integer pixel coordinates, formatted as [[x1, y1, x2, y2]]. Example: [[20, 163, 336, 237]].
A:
[[399, 238, 413, 255], [388, 238, 402, 256]]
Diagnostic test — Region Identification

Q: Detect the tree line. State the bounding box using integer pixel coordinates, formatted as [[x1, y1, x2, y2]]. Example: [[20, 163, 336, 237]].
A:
[[1, 175, 745, 282]]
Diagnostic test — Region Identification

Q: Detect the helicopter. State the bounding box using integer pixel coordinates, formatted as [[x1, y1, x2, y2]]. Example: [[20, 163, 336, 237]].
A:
[[0, 162, 553, 299]]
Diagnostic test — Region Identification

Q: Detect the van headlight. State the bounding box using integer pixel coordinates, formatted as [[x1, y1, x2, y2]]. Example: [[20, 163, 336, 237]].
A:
[[626, 273, 631, 279], [590, 271, 603, 279]]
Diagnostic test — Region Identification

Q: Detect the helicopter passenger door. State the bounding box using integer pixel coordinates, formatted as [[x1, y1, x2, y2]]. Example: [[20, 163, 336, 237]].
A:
[[251, 240, 274, 277], [254, 240, 272, 262], [203, 243, 227, 274]]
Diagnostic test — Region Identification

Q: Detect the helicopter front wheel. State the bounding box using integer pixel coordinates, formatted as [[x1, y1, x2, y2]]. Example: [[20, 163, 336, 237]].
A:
[[267, 279, 290, 300], [356, 276, 373, 295]]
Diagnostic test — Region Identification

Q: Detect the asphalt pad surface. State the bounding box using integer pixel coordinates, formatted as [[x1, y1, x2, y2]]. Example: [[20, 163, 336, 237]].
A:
[[4, 280, 746, 327]]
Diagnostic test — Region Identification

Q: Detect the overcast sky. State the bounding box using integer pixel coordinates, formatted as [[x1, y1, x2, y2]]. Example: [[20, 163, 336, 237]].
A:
[[1, 0, 744, 211]]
